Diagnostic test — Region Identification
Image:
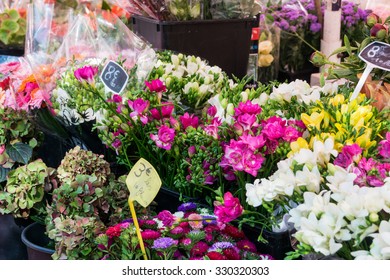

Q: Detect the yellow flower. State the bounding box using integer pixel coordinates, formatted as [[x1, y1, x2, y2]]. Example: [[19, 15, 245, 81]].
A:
[[301, 111, 325, 131], [289, 137, 309, 157], [356, 129, 376, 151], [329, 94, 345, 106]]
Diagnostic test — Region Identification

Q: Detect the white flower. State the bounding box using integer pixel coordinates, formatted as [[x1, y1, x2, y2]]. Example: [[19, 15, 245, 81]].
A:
[[295, 165, 322, 193], [353, 220, 390, 260], [186, 61, 199, 75], [312, 137, 338, 166]]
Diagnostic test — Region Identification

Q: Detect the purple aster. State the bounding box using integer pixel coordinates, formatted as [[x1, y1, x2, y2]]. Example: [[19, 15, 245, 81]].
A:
[[202, 215, 217, 226], [177, 202, 197, 212], [209, 242, 234, 252], [152, 237, 178, 250]]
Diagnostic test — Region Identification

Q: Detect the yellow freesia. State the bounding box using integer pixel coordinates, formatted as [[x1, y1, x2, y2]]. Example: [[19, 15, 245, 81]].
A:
[[301, 111, 325, 131], [356, 129, 376, 151], [289, 137, 309, 157], [330, 94, 345, 106]]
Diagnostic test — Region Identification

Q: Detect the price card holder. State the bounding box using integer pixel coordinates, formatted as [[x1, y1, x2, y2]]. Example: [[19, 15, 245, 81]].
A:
[[126, 158, 162, 260], [100, 60, 129, 94], [351, 41, 390, 100]]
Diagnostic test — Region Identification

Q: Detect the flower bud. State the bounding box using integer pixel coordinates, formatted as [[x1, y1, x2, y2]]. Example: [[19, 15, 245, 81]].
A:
[[240, 90, 249, 102], [369, 212, 379, 223], [226, 103, 235, 116], [366, 13, 380, 28], [310, 51, 327, 67], [221, 98, 228, 109], [370, 23, 388, 40]]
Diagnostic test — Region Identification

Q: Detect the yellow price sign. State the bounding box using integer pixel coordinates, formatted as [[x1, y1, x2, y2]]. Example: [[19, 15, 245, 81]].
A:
[[126, 158, 162, 208]]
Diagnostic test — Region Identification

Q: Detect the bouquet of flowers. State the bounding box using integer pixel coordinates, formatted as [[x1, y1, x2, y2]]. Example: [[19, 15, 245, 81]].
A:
[[96, 198, 274, 260]]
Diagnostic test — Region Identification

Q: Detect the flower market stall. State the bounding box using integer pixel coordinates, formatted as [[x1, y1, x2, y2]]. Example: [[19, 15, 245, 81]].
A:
[[0, 0, 390, 261]]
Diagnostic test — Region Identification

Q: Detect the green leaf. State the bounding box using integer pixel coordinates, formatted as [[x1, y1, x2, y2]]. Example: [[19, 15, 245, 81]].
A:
[[95, 188, 103, 198], [8, 9, 20, 21], [7, 142, 33, 164], [0, 29, 9, 44], [29, 138, 38, 149], [0, 166, 10, 183], [1, 19, 19, 33], [83, 203, 90, 213], [343, 35, 352, 56]]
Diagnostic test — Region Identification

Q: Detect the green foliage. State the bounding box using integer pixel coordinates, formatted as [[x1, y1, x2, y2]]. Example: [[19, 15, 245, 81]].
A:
[[0, 9, 26, 46]]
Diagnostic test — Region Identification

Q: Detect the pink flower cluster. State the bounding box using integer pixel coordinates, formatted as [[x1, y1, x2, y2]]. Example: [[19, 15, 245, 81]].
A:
[[334, 143, 390, 187], [0, 61, 50, 111], [74, 66, 98, 85], [220, 100, 304, 178]]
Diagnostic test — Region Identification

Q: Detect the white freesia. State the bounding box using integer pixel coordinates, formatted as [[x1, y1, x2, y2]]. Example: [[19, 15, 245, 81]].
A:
[[295, 165, 322, 193], [352, 220, 390, 260], [312, 137, 338, 167]]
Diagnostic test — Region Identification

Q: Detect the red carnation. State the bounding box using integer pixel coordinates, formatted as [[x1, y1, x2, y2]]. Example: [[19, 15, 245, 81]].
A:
[[206, 251, 227, 260]]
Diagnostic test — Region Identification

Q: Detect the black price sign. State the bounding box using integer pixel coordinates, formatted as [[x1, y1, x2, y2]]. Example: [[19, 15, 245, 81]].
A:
[[100, 60, 129, 94], [359, 41, 390, 71]]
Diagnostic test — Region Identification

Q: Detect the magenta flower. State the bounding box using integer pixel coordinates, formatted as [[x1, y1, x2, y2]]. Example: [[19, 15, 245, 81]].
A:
[[207, 105, 217, 117], [367, 175, 384, 187], [282, 126, 300, 142], [108, 94, 122, 103], [141, 229, 161, 240], [358, 158, 377, 172], [179, 112, 199, 130], [242, 150, 264, 177], [150, 103, 175, 120], [234, 100, 262, 116], [145, 79, 166, 92], [0, 145, 5, 155], [190, 241, 209, 257], [213, 192, 243, 224], [74, 65, 98, 84], [203, 118, 221, 139], [240, 134, 266, 151], [378, 132, 390, 159], [220, 140, 246, 172], [150, 125, 175, 150], [262, 116, 286, 140], [157, 210, 176, 227], [236, 113, 258, 131], [237, 240, 257, 253], [128, 98, 150, 124]]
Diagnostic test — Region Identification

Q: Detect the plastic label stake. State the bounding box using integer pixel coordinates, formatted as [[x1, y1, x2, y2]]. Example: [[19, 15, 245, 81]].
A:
[[126, 158, 162, 260], [100, 60, 129, 94], [351, 41, 390, 100]]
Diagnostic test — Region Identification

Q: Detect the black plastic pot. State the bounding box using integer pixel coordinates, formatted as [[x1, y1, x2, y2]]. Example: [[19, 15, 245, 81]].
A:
[[21, 222, 55, 260], [131, 15, 257, 79], [241, 224, 294, 260], [0, 44, 24, 57], [0, 214, 29, 260]]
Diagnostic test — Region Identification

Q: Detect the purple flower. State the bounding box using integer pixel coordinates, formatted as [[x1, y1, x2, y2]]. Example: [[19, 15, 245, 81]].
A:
[[152, 237, 178, 250], [178, 202, 197, 212], [201, 215, 217, 226], [378, 132, 390, 159], [74, 66, 98, 84], [209, 242, 234, 252]]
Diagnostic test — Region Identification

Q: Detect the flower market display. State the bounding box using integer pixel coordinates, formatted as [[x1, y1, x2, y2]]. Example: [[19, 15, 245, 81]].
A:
[[0, 0, 390, 262]]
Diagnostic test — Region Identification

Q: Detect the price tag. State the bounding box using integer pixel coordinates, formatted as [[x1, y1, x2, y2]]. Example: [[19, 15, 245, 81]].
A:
[[350, 41, 390, 100], [126, 158, 162, 208], [100, 60, 129, 94]]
